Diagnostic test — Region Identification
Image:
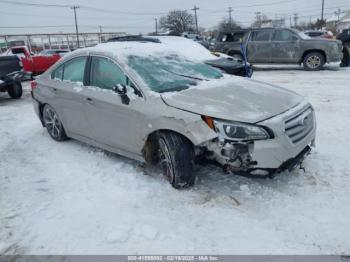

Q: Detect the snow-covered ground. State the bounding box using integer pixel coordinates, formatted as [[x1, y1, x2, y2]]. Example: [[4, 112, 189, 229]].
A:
[[0, 65, 349, 255]]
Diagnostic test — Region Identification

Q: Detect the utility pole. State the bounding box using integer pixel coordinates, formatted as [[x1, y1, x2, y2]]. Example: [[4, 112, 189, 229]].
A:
[[98, 25, 103, 43], [228, 7, 233, 29], [71, 5, 80, 48], [155, 18, 158, 35], [321, 0, 325, 22], [192, 5, 199, 34], [335, 8, 341, 22], [294, 13, 299, 27], [290, 15, 292, 27], [255, 12, 261, 28]]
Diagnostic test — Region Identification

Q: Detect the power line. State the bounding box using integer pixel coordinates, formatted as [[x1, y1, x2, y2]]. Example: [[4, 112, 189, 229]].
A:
[[0, 0, 70, 8], [0, 10, 155, 24], [79, 6, 166, 16], [0, 25, 80, 28], [225, 0, 296, 8], [0, 0, 167, 16]]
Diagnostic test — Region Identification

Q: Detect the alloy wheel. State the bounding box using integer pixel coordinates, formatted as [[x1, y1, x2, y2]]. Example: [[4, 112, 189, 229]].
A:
[[306, 55, 321, 69], [43, 107, 62, 139], [158, 139, 174, 183]]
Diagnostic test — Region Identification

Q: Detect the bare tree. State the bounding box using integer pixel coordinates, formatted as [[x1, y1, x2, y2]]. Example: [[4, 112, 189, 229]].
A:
[[159, 10, 195, 34]]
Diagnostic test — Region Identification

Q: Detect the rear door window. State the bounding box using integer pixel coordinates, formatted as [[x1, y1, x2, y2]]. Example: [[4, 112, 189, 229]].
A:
[[52, 65, 64, 80], [249, 30, 273, 41]]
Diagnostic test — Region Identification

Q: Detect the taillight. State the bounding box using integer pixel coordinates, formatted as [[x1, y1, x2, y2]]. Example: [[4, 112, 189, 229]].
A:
[[31, 81, 38, 91]]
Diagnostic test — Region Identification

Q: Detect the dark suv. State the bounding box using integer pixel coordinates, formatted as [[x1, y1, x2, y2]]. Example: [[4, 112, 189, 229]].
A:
[[214, 28, 343, 70]]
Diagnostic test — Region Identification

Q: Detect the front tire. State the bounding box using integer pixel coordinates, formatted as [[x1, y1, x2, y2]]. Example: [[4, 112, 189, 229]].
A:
[[42, 104, 68, 141], [303, 52, 325, 71], [158, 132, 195, 189], [7, 81, 22, 99]]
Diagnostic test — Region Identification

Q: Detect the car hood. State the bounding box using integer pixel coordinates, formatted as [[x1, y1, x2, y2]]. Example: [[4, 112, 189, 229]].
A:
[[161, 76, 303, 123]]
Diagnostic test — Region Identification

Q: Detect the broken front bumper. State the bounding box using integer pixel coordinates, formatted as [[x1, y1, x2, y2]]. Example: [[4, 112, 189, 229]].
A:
[[203, 101, 316, 176]]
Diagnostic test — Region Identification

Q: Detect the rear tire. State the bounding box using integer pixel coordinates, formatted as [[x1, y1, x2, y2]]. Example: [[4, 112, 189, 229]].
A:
[[157, 132, 195, 189], [42, 104, 68, 142], [7, 81, 22, 99], [303, 52, 325, 71]]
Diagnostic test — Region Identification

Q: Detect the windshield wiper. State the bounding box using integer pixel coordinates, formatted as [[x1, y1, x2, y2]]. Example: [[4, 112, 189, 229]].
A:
[[163, 69, 208, 81]]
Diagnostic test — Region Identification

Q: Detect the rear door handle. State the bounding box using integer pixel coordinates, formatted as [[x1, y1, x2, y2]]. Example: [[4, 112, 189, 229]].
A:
[[52, 87, 58, 94], [85, 97, 94, 105]]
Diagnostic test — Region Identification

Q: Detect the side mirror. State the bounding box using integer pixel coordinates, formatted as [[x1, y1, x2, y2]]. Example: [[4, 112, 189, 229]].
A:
[[292, 35, 299, 41], [113, 84, 130, 105]]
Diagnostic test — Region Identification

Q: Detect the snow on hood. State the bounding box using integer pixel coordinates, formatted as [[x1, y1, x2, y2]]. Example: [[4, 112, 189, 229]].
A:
[[161, 75, 304, 123], [89, 36, 216, 62]]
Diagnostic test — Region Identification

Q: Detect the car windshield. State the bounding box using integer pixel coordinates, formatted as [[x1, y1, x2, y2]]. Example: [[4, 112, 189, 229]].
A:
[[127, 55, 223, 93]]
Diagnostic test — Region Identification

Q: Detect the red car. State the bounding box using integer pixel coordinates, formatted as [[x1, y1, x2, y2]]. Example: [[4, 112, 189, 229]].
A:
[[4, 46, 63, 75]]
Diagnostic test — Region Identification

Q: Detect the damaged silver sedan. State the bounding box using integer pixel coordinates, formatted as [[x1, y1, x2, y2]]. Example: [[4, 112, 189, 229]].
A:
[[31, 37, 316, 189]]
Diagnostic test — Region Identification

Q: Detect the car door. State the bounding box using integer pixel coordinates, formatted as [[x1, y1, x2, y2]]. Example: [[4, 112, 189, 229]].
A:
[[48, 56, 90, 138], [270, 29, 300, 63], [83, 55, 145, 155], [246, 29, 273, 63]]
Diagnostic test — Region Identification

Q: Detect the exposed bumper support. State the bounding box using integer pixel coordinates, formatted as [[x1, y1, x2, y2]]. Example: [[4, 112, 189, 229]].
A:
[[203, 137, 313, 178]]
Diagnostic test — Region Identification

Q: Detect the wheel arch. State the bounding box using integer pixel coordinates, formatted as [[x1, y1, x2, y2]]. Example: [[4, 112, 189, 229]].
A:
[[301, 49, 327, 63], [38, 102, 47, 126], [142, 129, 196, 165]]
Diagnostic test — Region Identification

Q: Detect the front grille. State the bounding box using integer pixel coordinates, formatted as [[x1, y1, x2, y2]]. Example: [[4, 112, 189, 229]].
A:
[[285, 107, 314, 144]]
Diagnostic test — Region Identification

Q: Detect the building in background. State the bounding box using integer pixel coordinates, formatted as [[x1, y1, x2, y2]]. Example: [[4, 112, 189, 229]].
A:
[[337, 12, 350, 32]]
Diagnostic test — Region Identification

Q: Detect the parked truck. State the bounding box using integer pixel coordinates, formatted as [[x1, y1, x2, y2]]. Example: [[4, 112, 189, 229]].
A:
[[3, 46, 62, 75], [0, 55, 23, 99], [214, 28, 343, 71]]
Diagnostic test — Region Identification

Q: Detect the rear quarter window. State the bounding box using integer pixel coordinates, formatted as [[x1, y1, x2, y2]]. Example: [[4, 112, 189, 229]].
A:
[[52, 65, 64, 80]]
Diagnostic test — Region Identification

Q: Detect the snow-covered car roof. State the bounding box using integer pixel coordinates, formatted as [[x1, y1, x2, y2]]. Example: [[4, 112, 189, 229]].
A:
[[84, 36, 216, 62]]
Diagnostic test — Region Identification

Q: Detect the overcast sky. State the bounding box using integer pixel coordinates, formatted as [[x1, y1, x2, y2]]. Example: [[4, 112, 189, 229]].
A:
[[0, 0, 349, 35]]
